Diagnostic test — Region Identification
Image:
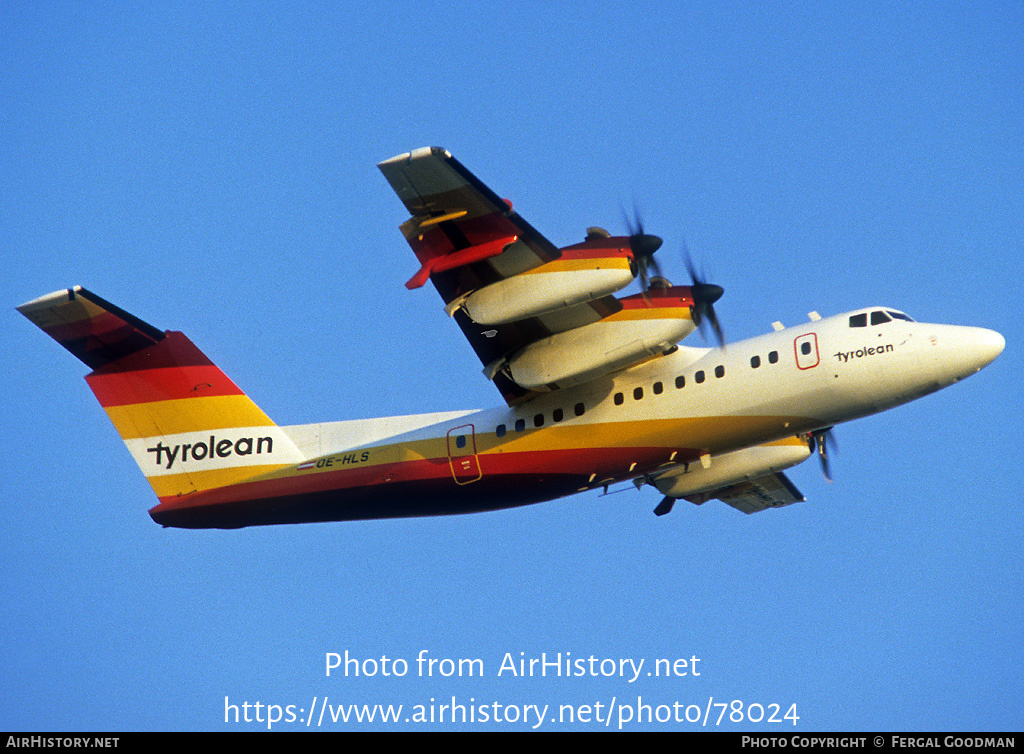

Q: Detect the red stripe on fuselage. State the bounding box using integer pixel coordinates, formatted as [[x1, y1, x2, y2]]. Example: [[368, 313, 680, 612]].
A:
[[148, 444, 697, 528]]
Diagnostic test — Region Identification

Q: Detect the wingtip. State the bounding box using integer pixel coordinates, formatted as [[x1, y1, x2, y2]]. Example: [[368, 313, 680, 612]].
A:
[[17, 286, 82, 315], [378, 146, 451, 168]]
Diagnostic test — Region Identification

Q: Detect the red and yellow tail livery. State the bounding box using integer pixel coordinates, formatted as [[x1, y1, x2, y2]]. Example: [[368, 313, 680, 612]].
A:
[[17, 287, 302, 502]]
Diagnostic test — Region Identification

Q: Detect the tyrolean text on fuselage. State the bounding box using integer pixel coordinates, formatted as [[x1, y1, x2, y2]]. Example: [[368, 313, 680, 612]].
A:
[[833, 343, 894, 363]]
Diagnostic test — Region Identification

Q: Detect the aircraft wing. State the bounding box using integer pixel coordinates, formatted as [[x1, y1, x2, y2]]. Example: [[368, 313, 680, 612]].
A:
[[378, 147, 561, 299], [686, 471, 806, 514], [379, 148, 696, 405]]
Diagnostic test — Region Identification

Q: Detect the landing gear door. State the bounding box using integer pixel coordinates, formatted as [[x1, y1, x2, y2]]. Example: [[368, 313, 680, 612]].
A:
[[795, 333, 820, 370], [447, 424, 482, 485]]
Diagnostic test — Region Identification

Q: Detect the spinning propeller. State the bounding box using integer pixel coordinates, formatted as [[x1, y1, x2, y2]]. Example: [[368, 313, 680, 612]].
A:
[[683, 241, 726, 348], [619, 209, 726, 347], [807, 427, 839, 482], [623, 208, 664, 293]]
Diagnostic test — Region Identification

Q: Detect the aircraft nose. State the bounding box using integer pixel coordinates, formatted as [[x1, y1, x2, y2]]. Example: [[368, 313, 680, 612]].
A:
[[971, 327, 1005, 370], [949, 326, 1005, 379]]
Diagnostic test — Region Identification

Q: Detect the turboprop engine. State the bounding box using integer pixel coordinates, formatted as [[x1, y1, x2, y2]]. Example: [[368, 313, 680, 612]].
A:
[[451, 234, 640, 325], [502, 286, 698, 390], [651, 440, 812, 500]]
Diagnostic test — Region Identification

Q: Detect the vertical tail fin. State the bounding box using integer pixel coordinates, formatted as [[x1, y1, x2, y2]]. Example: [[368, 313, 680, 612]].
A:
[[18, 287, 303, 500]]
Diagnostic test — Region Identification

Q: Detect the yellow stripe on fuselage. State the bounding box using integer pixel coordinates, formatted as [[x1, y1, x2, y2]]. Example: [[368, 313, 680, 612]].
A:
[[146, 464, 290, 497], [478, 415, 811, 456], [290, 415, 818, 478]]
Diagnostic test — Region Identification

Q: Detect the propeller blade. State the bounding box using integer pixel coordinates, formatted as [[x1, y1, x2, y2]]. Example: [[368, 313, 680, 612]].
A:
[[622, 206, 663, 292], [807, 428, 838, 481], [683, 240, 726, 347], [618, 214, 725, 346]]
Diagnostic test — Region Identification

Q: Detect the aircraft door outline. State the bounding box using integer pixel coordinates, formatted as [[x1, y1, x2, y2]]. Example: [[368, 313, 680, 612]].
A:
[[795, 333, 820, 370], [447, 424, 482, 485]]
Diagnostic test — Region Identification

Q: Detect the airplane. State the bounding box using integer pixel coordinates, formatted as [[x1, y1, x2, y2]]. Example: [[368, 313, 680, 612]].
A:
[[18, 147, 1005, 529]]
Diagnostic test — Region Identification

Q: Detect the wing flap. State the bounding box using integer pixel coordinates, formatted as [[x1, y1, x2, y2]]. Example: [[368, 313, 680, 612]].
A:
[[686, 471, 806, 514], [378, 147, 561, 302]]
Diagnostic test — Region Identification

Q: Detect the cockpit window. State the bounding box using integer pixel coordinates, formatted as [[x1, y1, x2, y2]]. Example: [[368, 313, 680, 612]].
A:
[[851, 310, 914, 327], [887, 310, 914, 322]]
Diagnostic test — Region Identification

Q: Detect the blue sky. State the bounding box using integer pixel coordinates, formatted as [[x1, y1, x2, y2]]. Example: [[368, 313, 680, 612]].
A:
[[3, 1, 1021, 731]]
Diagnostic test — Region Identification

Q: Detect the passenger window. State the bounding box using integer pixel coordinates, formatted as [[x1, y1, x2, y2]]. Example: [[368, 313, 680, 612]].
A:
[[574, 402, 585, 416], [534, 414, 544, 427], [553, 408, 563, 422], [768, 351, 779, 364], [614, 392, 624, 406], [849, 313, 868, 327], [871, 310, 891, 325], [675, 375, 685, 389], [496, 424, 506, 438], [695, 370, 705, 384], [653, 381, 663, 394], [751, 355, 761, 368], [715, 365, 725, 378], [633, 387, 643, 400], [515, 418, 526, 432]]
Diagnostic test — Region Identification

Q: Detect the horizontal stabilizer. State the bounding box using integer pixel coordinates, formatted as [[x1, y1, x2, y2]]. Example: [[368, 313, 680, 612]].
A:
[[17, 286, 165, 370], [19, 286, 304, 503]]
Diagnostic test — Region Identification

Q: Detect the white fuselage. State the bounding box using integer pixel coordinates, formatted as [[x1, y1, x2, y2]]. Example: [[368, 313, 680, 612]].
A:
[[282, 306, 1004, 482], [153, 305, 1006, 526]]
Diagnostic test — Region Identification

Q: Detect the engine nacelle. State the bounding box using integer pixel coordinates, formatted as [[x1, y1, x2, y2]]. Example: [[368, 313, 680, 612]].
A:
[[503, 287, 696, 390], [652, 439, 811, 499], [452, 241, 635, 325], [507, 318, 691, 390], [460, 265, 634, 325]]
